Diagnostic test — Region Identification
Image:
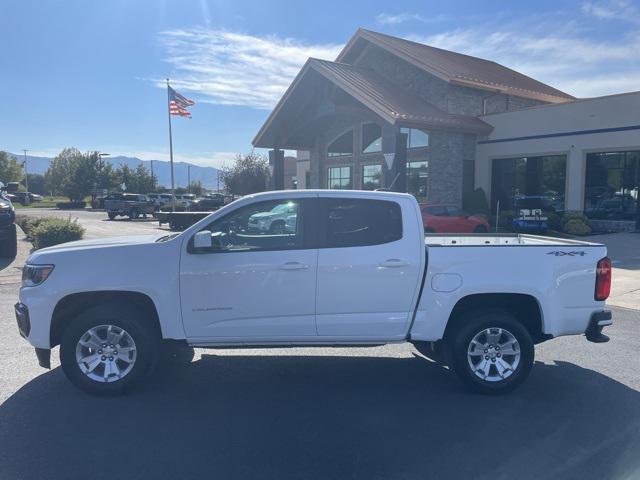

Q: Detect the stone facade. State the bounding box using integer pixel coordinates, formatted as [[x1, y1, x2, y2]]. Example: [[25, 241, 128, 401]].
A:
[[300, 44, 550, 207]]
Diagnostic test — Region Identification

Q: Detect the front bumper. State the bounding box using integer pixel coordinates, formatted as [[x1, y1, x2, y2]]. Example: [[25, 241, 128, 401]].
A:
[[586, 310, 612, 343], [15, 302, 51, 369]]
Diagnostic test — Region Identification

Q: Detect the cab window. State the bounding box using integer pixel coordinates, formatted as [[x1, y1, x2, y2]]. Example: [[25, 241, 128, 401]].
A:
[[193, 199, 305, 253]]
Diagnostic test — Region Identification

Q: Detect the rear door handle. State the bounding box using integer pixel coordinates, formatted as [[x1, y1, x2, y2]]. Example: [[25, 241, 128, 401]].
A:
[[279, 262, 309, 271], [379, 259, 410, 268]]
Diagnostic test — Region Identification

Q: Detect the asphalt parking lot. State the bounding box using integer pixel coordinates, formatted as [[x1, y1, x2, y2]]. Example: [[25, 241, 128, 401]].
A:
[[1, 209, 639, 480]]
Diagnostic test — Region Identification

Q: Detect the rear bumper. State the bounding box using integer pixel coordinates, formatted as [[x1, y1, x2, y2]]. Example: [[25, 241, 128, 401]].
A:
[[586, 310, 612, 343]]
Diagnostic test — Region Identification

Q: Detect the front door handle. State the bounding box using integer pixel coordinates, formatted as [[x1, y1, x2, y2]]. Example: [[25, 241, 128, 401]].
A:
[[279, 262, 309, 271], [379, 259, 410, 268]]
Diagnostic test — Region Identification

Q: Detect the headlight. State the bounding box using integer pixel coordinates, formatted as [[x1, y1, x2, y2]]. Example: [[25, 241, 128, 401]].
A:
[[22, 264, 55, 287], [0, 202, 11, 210]]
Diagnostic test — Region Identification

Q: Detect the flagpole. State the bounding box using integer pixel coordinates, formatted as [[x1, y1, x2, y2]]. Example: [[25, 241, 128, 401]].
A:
[[166, 78, 176, 212]]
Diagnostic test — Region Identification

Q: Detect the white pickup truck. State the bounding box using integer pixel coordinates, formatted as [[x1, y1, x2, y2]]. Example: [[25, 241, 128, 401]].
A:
[[15, 190, 613, 396]]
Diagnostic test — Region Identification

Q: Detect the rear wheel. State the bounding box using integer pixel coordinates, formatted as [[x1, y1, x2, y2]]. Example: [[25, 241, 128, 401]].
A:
[[107, 212, 116, 220], [60, 306, 160, 395], [448, 310, 534, 394]]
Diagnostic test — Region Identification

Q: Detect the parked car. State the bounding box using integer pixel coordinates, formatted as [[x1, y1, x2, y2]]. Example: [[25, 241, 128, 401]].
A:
[[0, 191, 17, 258], [104, 193, 155, 220], [190, 195, 225, 212], [420, 203, 490, 233], [247, 201, 298, 233], [16, 190, 612, 396]]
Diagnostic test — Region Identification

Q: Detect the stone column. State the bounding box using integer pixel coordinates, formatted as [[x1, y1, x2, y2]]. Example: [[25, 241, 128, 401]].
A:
[[269, 148, 285, 190], [565, 147, 585, 212], [381, 125, 408, 192]]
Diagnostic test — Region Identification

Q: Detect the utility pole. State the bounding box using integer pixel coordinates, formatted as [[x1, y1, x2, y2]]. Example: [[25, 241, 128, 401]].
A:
[[22, 149, 29, 192], [150, 160, 155, 189], [187, 165, 191, 193]]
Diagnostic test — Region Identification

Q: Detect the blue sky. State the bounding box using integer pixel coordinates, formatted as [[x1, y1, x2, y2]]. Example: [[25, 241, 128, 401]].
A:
[[2, 0, 640, 167]]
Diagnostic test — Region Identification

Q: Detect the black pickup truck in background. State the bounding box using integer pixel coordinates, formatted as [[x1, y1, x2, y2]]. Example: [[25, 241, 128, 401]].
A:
[[104, 193, 156, 220], [0, 190, 17, 258]]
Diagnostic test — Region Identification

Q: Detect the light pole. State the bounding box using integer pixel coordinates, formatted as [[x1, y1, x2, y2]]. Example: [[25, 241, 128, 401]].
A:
[[22, 149, 29, 192], [187, 165, 191, 193]]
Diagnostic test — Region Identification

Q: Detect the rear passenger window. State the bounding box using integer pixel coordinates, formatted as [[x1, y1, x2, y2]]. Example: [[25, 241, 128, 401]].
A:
[[323, 198, 402, 248]]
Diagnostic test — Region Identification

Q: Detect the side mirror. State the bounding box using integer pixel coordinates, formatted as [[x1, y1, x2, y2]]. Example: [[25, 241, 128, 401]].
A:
[[193, 230, 213, 249]]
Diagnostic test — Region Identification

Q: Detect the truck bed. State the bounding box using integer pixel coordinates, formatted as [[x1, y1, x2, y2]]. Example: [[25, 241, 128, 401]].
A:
[[424, 233, 602, 247]]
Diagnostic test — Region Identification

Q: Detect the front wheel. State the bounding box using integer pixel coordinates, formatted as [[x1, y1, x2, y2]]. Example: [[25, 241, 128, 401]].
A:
[[60, 306, 160, 395], [448, 310, 534, 394], [107, 212, 116, 220]]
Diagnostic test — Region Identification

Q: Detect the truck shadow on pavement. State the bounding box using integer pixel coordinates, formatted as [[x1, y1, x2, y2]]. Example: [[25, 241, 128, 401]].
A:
[[0, 354, 638, 480]]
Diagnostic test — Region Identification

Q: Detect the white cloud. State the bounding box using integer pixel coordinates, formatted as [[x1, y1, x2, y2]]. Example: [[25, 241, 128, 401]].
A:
[[376, 12, 448, 25], [581, 0, 640, 23], [158, 29, 342, 109], [411, 25, 640, 97]]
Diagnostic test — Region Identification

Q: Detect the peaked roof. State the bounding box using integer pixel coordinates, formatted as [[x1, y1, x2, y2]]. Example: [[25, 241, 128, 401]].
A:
[[252, 58, 492, 148], [310, 59, 492, 133], [337, 29, 575, 104]]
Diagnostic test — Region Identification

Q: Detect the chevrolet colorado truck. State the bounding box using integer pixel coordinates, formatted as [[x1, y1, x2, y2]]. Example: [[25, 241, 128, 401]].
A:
[[15, 190, 612, 395]]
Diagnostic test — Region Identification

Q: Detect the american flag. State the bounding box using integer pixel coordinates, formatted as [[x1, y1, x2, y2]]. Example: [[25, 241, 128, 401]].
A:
[[169, 86, 195, 118]]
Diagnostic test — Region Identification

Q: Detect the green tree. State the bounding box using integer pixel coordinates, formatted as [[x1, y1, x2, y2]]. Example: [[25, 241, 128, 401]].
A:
[[23, 173, 46, 195], [114, 163, 155, 193], [0, 151, 23, 184], [44, 148, 102, 201], [220, 153, 270, 196]]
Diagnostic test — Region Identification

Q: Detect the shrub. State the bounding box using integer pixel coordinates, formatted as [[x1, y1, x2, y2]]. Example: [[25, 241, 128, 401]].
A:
[[14, 215, 46, 237], [31, 217, 85, 250], [56, 201, 86, 210], [563, 218, 592, 236], [560, 212, 589, 230]]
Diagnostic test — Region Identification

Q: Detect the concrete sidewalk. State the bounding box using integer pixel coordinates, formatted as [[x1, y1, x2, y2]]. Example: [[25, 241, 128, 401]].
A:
[[584, 232, 640, 310]]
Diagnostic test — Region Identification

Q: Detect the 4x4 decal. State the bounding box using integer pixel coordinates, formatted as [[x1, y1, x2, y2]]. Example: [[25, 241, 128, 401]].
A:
[[546, 251, 586, 256]]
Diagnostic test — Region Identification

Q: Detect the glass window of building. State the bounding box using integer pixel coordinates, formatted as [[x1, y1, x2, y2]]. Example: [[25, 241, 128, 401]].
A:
[[362, 124, 382, 154], [327, 130, 353, 157], [401, 128, 429, 149], [407, 160, 429, 200], [328, 166, 352, 189], [584, 151, 639, 220], [491, 155, 566, 211], [362, 164, 382, 190]]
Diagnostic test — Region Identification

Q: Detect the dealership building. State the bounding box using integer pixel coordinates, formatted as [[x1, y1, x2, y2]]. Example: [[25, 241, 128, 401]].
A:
[[253, 28, 640, 227]]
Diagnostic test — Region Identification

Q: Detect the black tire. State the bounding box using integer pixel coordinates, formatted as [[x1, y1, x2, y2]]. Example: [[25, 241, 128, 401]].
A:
[[0, 224, 17, 258], [425, 226, 436, 233], [107, 212, 116, 220], [128, 209, 139, 220], [60, 305, 160, 396], [473, 225, 488, 233], [448, 309, 534, 395]]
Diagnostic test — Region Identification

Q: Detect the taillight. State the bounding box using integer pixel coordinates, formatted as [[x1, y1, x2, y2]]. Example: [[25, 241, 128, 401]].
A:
[[595, 257, 611, 301]]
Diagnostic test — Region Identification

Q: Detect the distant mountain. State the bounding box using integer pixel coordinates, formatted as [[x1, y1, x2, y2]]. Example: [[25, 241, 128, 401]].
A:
[[10, 153, 221, 190]]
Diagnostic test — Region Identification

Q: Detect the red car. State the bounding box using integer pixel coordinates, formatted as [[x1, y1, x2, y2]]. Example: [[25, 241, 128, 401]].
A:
[[419, 204, 490, 233]]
